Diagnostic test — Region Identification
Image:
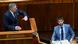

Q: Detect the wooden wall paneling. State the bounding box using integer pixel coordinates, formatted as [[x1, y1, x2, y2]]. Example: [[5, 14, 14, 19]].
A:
[[62, 0, 73, 3], [51, 0, 62, 3], [75, 0, 78, 3], [74, 3, 78, 32], [48, 3, 74, 30], [49, 0, 73, 3], [27, 4, 49, 31]]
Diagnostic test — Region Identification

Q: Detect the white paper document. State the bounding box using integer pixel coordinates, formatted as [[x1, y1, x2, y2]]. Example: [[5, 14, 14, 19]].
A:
[[52, 40, 70, 44]]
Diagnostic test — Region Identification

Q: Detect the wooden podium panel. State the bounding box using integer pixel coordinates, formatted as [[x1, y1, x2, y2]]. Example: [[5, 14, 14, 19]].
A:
[[0, 30, 33, 44], [0, 31, 32, 39]]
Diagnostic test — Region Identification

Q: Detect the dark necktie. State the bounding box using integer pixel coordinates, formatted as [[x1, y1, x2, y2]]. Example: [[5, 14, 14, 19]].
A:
[[61, 26, 64, 40]]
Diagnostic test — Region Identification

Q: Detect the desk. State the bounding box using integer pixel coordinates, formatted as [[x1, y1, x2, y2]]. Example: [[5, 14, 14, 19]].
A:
[[0, 30, 34, 44]]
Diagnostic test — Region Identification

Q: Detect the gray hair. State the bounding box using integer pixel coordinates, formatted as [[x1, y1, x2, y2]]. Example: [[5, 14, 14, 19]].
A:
[[9, 3, 17, 10]]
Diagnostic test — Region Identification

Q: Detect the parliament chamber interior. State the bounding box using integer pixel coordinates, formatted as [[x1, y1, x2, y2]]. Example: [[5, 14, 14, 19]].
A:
[[0, 0, 77, 44]]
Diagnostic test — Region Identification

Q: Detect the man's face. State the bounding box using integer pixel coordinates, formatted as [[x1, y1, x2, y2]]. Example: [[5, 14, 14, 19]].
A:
[[11, 6, 17, 13], [57, 19, 64, 25]]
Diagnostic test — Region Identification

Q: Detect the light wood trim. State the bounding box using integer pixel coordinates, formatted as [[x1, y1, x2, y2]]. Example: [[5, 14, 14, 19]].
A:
[[29, 18, 37, 32], [0, 37, 32, 41], [0, 0, 31, 2], [0, 30, 33, 35]]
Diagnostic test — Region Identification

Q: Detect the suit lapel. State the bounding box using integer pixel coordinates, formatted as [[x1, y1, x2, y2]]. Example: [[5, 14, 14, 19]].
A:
[[10, 11, 17, 19], [9, 12, 18, 22]]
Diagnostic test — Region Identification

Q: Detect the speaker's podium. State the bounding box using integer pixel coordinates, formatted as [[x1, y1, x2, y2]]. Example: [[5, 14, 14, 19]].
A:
[[0, 18, 37, 44]]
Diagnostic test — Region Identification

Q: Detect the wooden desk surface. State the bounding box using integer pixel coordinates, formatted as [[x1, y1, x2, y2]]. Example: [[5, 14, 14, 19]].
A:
[[0, 30, 34, 35]]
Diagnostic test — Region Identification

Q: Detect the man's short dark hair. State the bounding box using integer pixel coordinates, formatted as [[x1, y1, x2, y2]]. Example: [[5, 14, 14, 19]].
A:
[[57, 16, 64, 20]]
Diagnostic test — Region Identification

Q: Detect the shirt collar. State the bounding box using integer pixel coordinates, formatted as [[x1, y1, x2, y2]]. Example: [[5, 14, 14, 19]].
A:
[[10, 10, 14, 15]]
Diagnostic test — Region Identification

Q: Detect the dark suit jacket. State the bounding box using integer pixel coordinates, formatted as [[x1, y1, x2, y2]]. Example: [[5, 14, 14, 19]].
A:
[[3, 9, 28, 31]]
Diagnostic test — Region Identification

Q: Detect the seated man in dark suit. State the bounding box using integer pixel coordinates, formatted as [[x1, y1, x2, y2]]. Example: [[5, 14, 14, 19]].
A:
[[3, 3, 28, 31]]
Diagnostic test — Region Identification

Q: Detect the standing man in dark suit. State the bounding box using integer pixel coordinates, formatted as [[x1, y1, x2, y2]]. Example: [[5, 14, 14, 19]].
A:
[[51, 16, 75, 44], [3, 3, 28, 31]]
